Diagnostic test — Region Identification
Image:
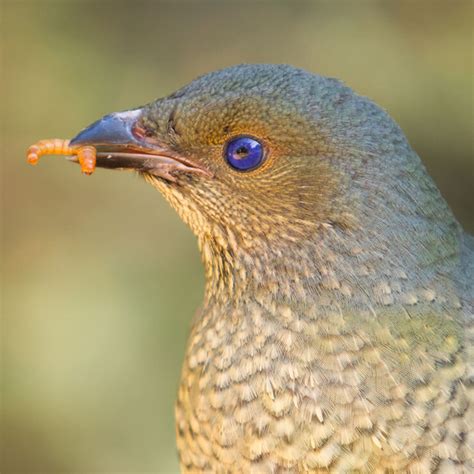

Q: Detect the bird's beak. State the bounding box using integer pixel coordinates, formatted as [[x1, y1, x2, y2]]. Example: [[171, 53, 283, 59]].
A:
[[69, 109, 211, 181]]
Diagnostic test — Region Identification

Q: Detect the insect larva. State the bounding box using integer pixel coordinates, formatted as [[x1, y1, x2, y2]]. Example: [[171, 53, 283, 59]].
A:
[[26, 138, 97, 175]]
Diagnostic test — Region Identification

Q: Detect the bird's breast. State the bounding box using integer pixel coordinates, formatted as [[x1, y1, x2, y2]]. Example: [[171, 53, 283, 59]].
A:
[[175, 294, 471, 472]]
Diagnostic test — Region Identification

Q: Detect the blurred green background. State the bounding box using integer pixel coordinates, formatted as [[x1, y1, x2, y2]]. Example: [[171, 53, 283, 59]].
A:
[[2, 1, 472, 472]]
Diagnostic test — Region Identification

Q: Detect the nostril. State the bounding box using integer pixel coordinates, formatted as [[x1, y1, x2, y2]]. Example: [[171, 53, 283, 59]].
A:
[[132, 123, 147, 139]]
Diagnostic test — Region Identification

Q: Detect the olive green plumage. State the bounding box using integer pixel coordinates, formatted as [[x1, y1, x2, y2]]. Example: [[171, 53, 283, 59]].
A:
[[81, 65, 474, 472]]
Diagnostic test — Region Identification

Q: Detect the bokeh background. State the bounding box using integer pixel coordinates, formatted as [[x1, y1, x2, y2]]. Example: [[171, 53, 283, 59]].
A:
[[2, 1, 472, 472]]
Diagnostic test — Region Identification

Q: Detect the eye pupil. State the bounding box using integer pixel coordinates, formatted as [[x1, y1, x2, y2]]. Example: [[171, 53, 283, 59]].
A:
[[235, 146, 249, 157], [225, 136, 264, 171]]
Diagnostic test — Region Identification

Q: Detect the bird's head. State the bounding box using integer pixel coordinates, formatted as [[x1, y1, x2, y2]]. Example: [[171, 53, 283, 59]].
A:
[[70, 64, 459, 297]]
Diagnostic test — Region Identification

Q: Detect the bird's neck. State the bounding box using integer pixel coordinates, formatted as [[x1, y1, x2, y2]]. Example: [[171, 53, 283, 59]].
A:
[[197, 205, 462, 310]]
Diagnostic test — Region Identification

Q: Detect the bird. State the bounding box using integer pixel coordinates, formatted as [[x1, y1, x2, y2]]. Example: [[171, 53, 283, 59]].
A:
[[51, 64, 474, 472]]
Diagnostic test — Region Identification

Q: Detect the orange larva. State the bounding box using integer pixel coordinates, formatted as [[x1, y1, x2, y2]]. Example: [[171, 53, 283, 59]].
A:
[[27, 138, 97, 175]]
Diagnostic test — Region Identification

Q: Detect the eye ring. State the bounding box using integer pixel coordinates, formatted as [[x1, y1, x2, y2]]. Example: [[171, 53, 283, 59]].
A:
[[224, 135, 264, 171]]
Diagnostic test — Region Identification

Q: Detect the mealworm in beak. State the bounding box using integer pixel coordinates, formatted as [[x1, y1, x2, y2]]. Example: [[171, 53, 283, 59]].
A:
[[27, 138, 96, 175]]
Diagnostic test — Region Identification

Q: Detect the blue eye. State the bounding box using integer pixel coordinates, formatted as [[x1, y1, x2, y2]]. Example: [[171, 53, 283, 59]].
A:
[[225, 136, 264, 171]]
